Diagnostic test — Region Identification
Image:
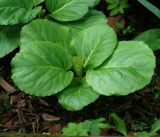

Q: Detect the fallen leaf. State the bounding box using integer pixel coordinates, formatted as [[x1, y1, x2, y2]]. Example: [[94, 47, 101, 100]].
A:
[[42, 113, 61, 122]]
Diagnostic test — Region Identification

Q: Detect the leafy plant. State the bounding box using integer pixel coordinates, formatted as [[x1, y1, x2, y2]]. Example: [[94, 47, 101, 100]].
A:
[[11, 18, 155, 111], [136, 119, 160, 137], [105, 0, 129, 16], [134, 29, 160, 51], [110, 113, 128, 136], [115, 22, 134, 35], [131, 121, 149, 131], [0, 0, 156, 111], [62, 118, 110, 136]]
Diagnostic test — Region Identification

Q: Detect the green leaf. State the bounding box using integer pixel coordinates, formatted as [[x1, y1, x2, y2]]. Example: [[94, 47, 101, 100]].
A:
[[107, 3, 119, 10], [62, 123, 89, 136], [106, 0, 119, 10], [0, 25, 21, 58], [58, 78, 99, 111], [45, 0, 99, 21], [72, 56, 84, 77], [86, 41, 155, 96], [137, 0, 160, 19], [70, 25, 117, 69], [12, 41, 73, 96], [134, 29, 160, 51], [119, 0, 129, 9], [150, 119, 160, 134], [110, 7, 119, 16], [136, 131, 152, 137], [131, 121, 148, 131], [92, 0, 100, 7], [106, 0, 118, 4], [20, 19, 71, 48], [118, 7, 124, 14], [62, 10, 107, 33], [0, 0, 42, 25], [62, 118, 109, 136], [89, 118, 110, 136], [110, 113, 127, 136], [33, 0, 45, 6]]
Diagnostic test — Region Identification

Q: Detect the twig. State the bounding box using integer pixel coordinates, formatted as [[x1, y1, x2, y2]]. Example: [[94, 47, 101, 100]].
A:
[[0, 75, 16, 93]]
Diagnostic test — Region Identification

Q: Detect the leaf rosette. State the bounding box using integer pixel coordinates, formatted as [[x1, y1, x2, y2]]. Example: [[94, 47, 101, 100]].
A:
[[12, 15, 155, 111]]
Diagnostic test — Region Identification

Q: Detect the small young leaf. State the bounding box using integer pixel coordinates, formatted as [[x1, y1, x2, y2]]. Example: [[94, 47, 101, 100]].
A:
[[136, 131, 152, 137], [118, 7, 124, 14], [110, 113, 127, 136], [72, 56, 84, 77], [119, 0, 129, 9], [110, 7, 119, 16], [106, 0, 118, 4], [62, 123, 89, 136], [89, 118, 111, 136], [107, 3, 119, 10]]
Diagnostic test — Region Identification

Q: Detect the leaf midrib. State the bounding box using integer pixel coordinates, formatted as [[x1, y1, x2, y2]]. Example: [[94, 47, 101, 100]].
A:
[[14, 65, 67, 70], [102, 65, 145, 70], [84, 39, 103, 67], [53, 0, 74, 14], [0, 7, 27, 10]]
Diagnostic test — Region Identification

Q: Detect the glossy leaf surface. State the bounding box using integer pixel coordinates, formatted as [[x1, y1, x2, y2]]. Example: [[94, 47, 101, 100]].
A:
[[134, 29, 160, 51], [45, 0, 98, 21], [0, 25, 21, 58], [58, 79, 99, 111], [0, 0, 41, 25], [21, 19, 71, 48], [12, 41, 73, 96], [87, 41, 155, 96], [70, 25, 117, 69]]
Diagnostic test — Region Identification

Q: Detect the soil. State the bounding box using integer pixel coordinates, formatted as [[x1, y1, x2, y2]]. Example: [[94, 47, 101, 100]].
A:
[[0, 0, 160, 136]]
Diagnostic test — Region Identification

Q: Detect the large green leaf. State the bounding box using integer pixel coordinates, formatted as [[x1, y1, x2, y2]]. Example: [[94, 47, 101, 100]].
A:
[[62, 10, 107, 33], [70, 25, 117, 69], [20, 19, 71, 48], [0, 25, 21, 58], [12, 41, 73, 96], [0, 0, 41, 25], [58, 79, 99, 111], [134, 29, 160, 51], [87, 41, 155, 96], [45, 0, 99, 21]]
